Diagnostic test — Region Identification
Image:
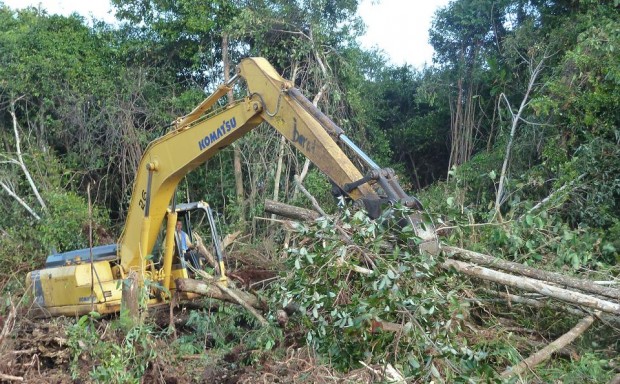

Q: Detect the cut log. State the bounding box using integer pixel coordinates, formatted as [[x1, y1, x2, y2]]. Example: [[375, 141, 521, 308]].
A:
[[0, 373, 23, 382], [443, 260, 620, 315], [264, 199, 320, 222], [445, 246, 620, 300], [501, 313, 597, 378], [479, 288, 620, 326], [175, 278, 265, 309]]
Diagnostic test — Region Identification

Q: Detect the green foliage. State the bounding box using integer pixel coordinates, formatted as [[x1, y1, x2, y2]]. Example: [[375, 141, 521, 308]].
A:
[[37, 190, 110, 253], [0, 223, 42, 278], [360, 65, 451, 187], [0, 183, 109, 280], [68, 314, 157, 383], [529, 352, 615, 384], [270, 208, 498, 380], [178, 302, 282, 365]]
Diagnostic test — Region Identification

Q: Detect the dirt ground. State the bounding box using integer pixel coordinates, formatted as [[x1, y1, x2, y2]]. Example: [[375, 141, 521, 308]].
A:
[[0, 312, 379, 384]]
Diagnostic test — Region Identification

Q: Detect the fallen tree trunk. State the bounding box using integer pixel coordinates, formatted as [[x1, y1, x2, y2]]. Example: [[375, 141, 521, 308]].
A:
[[443, 260, 620, 315], [500, 313, 597, 379], [445, 246, 620, 300], [175, 278, 265, 309], [265, 199, 320, 222], [479, 288, 620, 326]]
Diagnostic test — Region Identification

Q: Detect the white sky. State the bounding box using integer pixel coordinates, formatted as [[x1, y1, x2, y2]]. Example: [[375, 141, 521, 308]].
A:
[[358, 0, 451, 68], [3, 0, 451, 69]]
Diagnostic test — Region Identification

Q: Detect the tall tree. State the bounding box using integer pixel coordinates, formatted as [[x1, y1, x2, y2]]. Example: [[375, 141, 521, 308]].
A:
[[430, 0, 508, 174]]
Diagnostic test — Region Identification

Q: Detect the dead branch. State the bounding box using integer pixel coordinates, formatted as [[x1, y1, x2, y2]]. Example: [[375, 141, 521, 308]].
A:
[[360, 361, 406, 384], [0, 181, 40, 220], [523, 174, 586, 217], [501, 313, 597, 378], [294, 175, 327, 217], [0, 298, 16, 346], [222, 231, 242, 249], [7, 98, 47, 212], [443, 260, 620, 315], [495, 52, 548, 217], [445, 246, 620, 300]]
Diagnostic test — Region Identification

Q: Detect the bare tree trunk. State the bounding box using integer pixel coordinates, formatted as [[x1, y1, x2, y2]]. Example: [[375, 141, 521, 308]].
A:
[[222, 34, 246, 228], [121, 271, 140, 327], [443, 259, 620, 314], [448, 77, 464, 175], [0, 98, 47, 220], [271, 136, 287, 220], [500, 313, 597, 379], [494, 53, 547, 217], [445, 246, 620, 300], [9, 99, 47, 211], [292, 83, 329, 200]]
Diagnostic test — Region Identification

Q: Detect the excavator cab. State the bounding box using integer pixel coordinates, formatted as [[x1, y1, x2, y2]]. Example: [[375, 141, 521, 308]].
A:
[[164, 201, 226, 279], [27, 201, 226, 317]]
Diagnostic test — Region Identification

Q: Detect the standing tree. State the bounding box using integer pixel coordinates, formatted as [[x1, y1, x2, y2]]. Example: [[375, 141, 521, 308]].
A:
[[430, 0, 508, 175]]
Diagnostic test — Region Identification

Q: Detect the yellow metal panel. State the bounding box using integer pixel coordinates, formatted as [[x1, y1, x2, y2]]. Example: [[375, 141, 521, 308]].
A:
[[239, 57, 377, 201], [118, 102, 263, 273], [38, 261, 117, 307]]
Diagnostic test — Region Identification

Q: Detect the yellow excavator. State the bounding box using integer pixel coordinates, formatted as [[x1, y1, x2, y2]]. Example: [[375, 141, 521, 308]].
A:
[[26, 57, 438, 317]]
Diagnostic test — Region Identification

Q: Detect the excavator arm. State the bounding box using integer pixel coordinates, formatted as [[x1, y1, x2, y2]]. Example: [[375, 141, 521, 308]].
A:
[[120, 57, 423, 274]]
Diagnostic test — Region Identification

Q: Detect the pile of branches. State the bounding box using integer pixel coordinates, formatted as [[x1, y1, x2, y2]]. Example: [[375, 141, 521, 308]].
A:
[[178, 186, 619, 382], [261, 197, 618, 381]]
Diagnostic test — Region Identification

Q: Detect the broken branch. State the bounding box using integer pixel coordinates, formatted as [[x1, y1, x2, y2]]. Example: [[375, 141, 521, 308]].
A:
[[501, 313, 597, 378]]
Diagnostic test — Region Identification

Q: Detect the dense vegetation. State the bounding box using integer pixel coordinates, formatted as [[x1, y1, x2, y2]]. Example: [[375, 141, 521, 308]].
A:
[[0, 0, 618, 382]]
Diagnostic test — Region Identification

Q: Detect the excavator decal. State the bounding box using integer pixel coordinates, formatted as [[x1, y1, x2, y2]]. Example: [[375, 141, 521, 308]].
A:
[[198, 117, 237, 150], [291, 118, 317, 154]]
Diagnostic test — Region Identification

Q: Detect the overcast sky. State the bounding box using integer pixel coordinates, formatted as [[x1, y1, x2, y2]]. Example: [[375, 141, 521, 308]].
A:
[[3, 0, 451, 69]]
